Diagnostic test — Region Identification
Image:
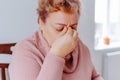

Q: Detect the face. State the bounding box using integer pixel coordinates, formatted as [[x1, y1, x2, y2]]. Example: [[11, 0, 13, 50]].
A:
[[39, 11, 79, 46]]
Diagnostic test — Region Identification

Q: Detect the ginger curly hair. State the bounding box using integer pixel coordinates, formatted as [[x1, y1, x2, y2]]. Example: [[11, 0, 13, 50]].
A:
[[37, 0, 81, 23]]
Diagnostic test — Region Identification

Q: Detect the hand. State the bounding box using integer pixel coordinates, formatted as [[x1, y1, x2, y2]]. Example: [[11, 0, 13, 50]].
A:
[[49, 26, 78, 58]]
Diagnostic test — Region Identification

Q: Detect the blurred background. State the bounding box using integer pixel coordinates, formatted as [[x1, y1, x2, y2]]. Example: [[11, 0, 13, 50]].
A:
[[0, 0, 120, 80]]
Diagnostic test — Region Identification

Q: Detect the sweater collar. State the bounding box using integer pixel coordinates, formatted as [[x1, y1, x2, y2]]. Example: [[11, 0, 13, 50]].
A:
[[38, 28, 80, 73]]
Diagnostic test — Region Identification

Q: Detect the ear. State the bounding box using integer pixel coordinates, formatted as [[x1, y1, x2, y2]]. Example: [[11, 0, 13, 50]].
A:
[[38, 18, 44, 25], [38, 18, 45, 30]]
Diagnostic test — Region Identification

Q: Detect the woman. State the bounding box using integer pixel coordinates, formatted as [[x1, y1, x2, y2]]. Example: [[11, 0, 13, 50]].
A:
[[9, 0, 104, 80]]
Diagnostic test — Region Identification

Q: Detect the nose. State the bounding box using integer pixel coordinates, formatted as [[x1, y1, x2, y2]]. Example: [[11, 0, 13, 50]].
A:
[[66, 24, 70, 29]]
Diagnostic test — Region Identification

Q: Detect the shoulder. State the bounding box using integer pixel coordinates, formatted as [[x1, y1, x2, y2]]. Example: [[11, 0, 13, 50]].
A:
[[78, 38, 92, 64], [10, 31, 44, 67], [78, 39, 90, 54], [13, 31, 40, 56]]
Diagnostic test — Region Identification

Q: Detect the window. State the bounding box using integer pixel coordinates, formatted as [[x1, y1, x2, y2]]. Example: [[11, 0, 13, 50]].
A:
[[95, 0, 120, 50]]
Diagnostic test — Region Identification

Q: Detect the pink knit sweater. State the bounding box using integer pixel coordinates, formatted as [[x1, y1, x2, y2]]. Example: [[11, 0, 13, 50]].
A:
[[9, 29, 104, 80]]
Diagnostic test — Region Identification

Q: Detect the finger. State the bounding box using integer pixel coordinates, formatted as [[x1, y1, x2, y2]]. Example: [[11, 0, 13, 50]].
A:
[[60, 27, 67, 35], [73, 30, 78, 40], [66, 27, 73, 36]]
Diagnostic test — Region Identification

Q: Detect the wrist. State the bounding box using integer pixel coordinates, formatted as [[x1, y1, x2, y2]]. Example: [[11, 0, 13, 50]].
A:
[[49, 49, 65, 59]]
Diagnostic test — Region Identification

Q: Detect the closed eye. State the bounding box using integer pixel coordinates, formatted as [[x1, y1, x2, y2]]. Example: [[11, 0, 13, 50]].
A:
[[55, 23, 78, 31], [57, 26, 64, 31], [71, 25, 77, 30], [56, 23, 66, 31]]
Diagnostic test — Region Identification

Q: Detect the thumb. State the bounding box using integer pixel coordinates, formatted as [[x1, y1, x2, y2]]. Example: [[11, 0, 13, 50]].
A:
[[60, 27, 67, 35]]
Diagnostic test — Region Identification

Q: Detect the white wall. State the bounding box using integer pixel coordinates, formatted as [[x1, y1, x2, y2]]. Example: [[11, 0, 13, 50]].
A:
[[78, 0, 103, 74], [78, 0, 120, 77], [0, 0, 38, 43]]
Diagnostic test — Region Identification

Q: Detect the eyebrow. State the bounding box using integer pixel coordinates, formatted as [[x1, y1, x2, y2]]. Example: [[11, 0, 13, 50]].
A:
[[56, 23, 78, 27]]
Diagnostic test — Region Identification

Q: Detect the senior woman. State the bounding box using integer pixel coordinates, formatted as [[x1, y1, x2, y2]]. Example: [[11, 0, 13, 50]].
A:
[[9, 0, 104, 80]]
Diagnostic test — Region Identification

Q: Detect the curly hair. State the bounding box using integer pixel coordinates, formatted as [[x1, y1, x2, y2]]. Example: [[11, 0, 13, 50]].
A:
[[37, 0, 81, 23]]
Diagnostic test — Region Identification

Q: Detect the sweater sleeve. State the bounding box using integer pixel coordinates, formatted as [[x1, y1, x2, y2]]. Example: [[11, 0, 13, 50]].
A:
[[37, 52, 65, 80], [9, 43, 65, 80]]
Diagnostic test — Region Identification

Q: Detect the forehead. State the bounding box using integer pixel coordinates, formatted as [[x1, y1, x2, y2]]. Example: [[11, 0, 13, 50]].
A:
[[47, 11, 79, 24]]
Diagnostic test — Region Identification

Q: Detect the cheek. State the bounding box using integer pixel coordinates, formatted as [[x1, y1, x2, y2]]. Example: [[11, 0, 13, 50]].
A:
[[50, 31, 62, 42], [51, 31, 59, 38]]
